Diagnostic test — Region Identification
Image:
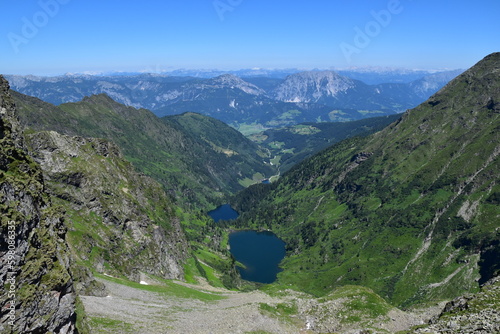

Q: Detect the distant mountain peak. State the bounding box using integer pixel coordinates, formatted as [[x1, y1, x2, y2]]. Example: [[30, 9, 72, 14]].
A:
[[207, 74, 266, 95], [285, 70, 347, 80], [273, 70, 356, 103]]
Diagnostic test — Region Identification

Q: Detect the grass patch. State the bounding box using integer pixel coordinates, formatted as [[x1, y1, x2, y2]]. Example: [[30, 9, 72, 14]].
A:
[[183, 257, 201, 284], [290, 125, 321, 135], [269, 141, 285, 149], [95, 273, 225, 302], [89, 317, 135, 334], [259, 302, 298, 324], [239, 172, 267, 187], [75, 296, 92, 334], [327, 285, 393, 320], [270, 155, 281, 166], [235, 122, 268, 136]]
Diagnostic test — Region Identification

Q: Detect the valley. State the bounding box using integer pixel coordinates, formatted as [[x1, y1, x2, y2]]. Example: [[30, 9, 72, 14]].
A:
[[230, 53, 500, 310], [249, 114, 402, 173], [1, 53, 499, 334]]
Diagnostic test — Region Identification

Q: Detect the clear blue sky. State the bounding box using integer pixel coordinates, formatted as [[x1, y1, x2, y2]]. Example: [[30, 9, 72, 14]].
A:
[[1, 0, 499, 75]]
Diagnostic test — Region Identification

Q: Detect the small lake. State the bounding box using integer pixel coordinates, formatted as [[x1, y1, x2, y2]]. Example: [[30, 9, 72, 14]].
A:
[[229, 230, 286, 284], [207, 204, 239, 222], [208, 204, 286, 284]]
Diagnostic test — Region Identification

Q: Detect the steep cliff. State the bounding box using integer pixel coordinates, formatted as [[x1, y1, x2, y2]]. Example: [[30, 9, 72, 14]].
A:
[[0, 76, 80, 332], [24, 130, 190, 282]]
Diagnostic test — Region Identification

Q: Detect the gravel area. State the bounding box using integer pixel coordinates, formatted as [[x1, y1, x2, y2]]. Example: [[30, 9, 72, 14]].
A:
[[81, 278, 444, 334], [81, 278, 300, 334]]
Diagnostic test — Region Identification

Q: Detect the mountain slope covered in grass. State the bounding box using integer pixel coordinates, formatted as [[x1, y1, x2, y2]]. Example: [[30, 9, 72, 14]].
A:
[[11, 92, 274, 208], [232, 53, 500, 307]]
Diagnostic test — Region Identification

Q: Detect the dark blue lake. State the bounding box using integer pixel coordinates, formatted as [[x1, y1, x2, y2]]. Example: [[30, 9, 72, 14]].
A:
[[229, 230, 286, 284], [208, 204, 239, 222], [207, 204, 286, 284]]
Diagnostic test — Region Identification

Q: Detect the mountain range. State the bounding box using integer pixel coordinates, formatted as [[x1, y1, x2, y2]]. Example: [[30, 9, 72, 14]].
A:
[[6, 69, 461, 130], [61, 67, 461, 83]]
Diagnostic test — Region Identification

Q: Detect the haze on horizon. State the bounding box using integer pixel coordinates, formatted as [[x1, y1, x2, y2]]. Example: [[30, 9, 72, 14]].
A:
[[1, 0, 498, 76]]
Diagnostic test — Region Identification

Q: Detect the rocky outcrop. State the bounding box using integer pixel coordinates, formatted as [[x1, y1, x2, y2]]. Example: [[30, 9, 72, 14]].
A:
[[272, 71, 356, 103], [0, 76, 80, 333], [24, 129, 190, 282], [409, 276, 500, 333]]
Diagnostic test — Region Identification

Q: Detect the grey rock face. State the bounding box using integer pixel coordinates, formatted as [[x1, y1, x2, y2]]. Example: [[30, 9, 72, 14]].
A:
[[0, 75, 78, 333], [24, 129, 189, 282], [411, 276, 500, 333], [272, 71, 356, 103]]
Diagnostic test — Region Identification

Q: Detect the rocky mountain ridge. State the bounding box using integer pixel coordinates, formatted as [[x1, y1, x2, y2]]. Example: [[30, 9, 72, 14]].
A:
[[5, 69, 460, 128], [408, 276, 500, 333], [25, 130, 190, 282], [272, 71, 356, 103], [271, 70, 462, 111], [206, 74, 266, 95], [0, 75, 80, 333]]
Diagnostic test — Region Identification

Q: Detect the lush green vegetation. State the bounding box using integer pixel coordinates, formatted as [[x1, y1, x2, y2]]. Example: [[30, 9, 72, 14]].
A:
[[259, 301, 299, 325], [249, 114, 401, 172], [231, 54, 500, 307], [12, 92, 274, 209]]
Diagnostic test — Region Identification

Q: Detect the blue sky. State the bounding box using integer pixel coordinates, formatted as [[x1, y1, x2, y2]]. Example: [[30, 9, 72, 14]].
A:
[[1, 0, 499, 75]]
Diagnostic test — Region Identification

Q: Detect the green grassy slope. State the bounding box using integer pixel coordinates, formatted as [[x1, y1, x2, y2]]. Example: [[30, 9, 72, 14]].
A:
[[12, 93, 274, 209], [233, 53, 500, 307], [163, 112, 274, 188]]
